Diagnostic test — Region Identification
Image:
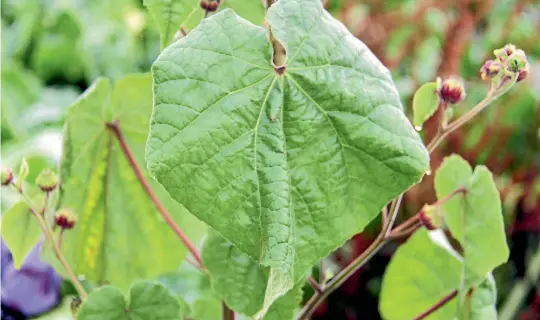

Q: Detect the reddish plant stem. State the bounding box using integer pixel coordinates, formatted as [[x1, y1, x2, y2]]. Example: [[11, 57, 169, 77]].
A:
[[387, 221, 422, 240], [222, 303, 235, 320], [414, 290, 458, 320], [308, 276, 323, 293], [106, 121, 205, 270]]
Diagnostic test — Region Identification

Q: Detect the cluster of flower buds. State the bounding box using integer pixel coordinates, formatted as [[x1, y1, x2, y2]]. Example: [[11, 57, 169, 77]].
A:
[[200, 0, 220, 12], [35, 169, 59, 192], [481, 44, 529, 83], [437, 77, 466, 105], [54, 209, 77, 230], [418, 204, 444, 231], [1, 167, 13, 186]]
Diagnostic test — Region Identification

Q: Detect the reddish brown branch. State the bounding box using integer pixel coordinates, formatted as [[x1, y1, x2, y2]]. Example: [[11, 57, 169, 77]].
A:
[[308, 276, 323, 293], [414, 290, 458, 320], [106, 121, 205, 270]]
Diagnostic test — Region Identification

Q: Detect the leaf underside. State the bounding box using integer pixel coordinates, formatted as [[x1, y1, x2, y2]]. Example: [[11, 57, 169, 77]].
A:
[[147, 0, 428, 309], [58, 74, 204, 290]]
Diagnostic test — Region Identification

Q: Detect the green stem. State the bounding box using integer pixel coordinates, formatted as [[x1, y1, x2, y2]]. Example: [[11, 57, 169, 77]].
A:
[[427, 74, 518, 153], [12, 184, 88, 300]]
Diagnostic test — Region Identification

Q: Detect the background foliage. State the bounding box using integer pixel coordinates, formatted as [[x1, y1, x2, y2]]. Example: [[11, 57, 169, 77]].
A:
[[1, 0, 539, 319]]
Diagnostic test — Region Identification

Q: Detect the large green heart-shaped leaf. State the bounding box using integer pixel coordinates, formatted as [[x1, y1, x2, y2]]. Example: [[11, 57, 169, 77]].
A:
[[434, 155, 509, 289], [1, 201, 42, 269], [59, 74, 205, 290], [147, 0, 428, 303], [77, 281, 183, 320]]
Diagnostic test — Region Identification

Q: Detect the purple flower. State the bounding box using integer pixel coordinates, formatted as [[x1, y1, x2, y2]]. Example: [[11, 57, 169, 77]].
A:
[[1, 239, 62, 317]]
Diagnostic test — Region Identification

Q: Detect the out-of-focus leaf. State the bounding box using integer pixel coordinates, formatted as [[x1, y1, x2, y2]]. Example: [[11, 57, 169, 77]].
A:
[[1, 63, 43, 140], [143, 0, 199, 50], [1, 202, 42, 269], [157, 263, 222, 320], [1, 0, 41, 61], [31, 11, 86, 83], [77, 281, 183, 320], [412, 82, 439, 128], [57, 74, 205, 290]]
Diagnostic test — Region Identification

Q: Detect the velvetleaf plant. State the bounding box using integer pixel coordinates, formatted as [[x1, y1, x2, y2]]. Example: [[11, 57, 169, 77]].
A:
[[0, 0, 530, 319]]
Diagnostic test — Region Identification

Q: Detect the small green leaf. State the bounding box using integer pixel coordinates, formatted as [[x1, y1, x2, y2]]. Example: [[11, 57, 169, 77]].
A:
[[435, 155, 509, 289], [1, 201, 41, 269], [143, 0, 199, 50], [78, 281, 183, 320], [380, 229, 461, 320], [58, 74, 205, 290], [17, 157, 30, 185], [147, 0, 429, 306], [412, 82, 440, 128]]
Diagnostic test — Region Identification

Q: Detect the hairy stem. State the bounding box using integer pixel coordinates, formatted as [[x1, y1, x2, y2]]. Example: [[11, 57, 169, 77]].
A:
[[413, 290, 457, 320], [12, 184, 88, 300], [106, 121, 205, 270]]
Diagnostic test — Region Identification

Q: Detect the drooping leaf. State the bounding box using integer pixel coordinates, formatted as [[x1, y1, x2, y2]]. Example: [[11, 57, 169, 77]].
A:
[[202, 231, 304, 319], [434, 155, 509, 289], [147, 0, 429, 307], [412, 81, 440, 128], [379, 229, 461, 320], [77, 281, 183, 320], [143, 0, 199, 50], [58, 74, 205, 290], [1, 201, 42, 269]]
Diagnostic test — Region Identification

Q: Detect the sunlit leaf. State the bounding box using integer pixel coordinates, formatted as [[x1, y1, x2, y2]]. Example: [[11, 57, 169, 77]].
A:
[[58, 74, 205, 290], [147, 0, 428, 310], [435, 155, 509, 289], [412, 81, 440, 128], [1, 201, 42, 269]]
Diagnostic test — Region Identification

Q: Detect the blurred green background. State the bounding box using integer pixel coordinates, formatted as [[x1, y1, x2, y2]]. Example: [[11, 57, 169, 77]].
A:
[[1, 0, 539, 319]]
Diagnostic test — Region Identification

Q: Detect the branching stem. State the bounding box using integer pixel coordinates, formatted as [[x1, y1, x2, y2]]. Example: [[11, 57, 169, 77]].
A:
[[11, 184, 88, 300]]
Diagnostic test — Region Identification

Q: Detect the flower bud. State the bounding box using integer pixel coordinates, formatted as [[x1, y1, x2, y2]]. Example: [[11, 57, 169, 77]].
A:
[[418, 204, 444, 231], [507, 49, 528, 73], [54, 209, 77, 230], [517, 65, 529, 82], [35, 169, 58, 192], [480, 60, 501, 80], [494, 44, 516, 62], [200, 0, 220, 11], [437, 77, 466, 105], [1, 167, 13, 186]]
